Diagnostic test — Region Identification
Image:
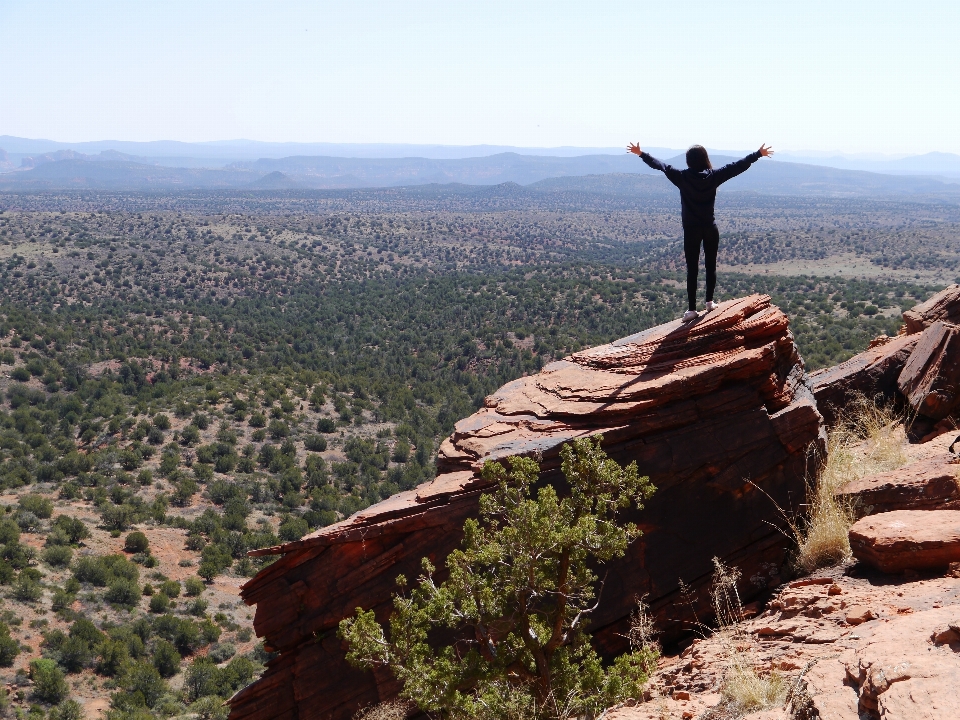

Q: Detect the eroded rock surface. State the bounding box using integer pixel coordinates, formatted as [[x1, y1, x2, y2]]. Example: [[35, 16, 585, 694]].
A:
[[835, 452, 960, 515], [607, 571, 960, 720], [228, 296, 825, 720], [902, 283, 960, 334], [849, 509, 960, 573], [898, 321, 960, 421], [808, 333, 918, 427]]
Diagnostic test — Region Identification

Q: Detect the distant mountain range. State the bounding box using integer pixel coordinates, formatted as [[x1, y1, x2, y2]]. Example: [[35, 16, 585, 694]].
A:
[[0, 136, 959, 198], [2, 136, 960, 177]]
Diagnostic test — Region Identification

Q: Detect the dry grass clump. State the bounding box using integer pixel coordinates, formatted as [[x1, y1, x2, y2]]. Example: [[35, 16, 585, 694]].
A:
[[708, 559, 789, 715], [720, 665, 789, 713], [796, 398, 907, 572]]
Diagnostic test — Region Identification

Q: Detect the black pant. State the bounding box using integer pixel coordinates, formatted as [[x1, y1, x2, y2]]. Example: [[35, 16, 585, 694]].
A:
[[683, 223, 719, 311]]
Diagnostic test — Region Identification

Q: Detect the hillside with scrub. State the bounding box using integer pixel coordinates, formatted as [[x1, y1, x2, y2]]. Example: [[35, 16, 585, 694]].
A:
[[0, 185, 954, 719]]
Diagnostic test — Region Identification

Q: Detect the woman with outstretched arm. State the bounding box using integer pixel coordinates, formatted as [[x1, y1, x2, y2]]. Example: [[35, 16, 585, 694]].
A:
[[627, 142, 774, 322]]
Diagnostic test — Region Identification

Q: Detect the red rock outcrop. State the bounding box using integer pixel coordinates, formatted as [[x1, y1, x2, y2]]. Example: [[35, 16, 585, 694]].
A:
[[898, 321, 960, 421], [902, 283, 960, 334], [228, 295, 825, 720], [808, 333, 918, 427], [835, 452, 960, 515], [849, 509, 960, 573], [606, 570, 960, 720]]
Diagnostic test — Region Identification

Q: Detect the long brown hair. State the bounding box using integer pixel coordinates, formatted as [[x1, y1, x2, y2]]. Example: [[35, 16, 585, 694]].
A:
[[686, 145, 712, 172]]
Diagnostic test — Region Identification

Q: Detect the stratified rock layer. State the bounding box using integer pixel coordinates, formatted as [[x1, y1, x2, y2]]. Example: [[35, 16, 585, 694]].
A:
[[836, 452, 960, 515], [898, 321, 960, 421], [228, 296, 825, 720], [902, 283, 960, 334], [850, 509, 960, 573], [809, 333, 918, 427], [607, 573, 960, 720]]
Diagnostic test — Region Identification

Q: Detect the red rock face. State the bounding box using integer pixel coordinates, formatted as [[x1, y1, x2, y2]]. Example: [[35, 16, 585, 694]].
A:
[[228, 296, 825, 720], [850, 509, 960, 573], [809, 333, 918, 427], [898, 321, 960, 421], [902, 283, 960, 334], [836, 452, 960, 515]]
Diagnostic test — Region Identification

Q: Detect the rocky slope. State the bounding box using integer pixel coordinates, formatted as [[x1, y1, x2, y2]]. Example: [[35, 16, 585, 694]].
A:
[[229, 295, 826, 720], [610, 430, 960, 720]]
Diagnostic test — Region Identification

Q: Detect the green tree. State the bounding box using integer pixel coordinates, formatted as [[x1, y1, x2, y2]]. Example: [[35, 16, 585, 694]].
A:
[[124, 532, 149, 554], [30, 658, 70, 703], [116, 661, 167, 709], [50, 699, 84, 720], [0, 622, 20, 666], [340, 436, 658, 720], [152, 639, 181, 678]]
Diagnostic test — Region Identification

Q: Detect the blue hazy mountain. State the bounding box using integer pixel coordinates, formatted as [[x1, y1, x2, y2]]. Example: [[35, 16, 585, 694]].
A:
[[0, 142, 958, 198]]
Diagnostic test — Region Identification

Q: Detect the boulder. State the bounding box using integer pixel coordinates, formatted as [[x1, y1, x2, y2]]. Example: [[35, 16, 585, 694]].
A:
[[842, 606, 960, 719], [897, 321, 960, 421], [849, 509, 960, 573], [808, 333, 918, 426], [835, 452, 960, 514], [228, 295, 825, 720], [902, 284, 960, 334]]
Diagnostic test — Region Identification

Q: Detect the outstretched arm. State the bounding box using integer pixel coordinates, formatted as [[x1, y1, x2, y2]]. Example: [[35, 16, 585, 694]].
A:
[[711, 144, 774, 185], [627, 142, 681, 182]]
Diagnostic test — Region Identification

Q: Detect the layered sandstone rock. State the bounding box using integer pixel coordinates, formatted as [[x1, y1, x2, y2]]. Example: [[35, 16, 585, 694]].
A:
[[898, 321, 960, 421], [607, 571, 960, 720], [228, 295, 825, 720], [849, 509, 960, 573], [902, 283, 960, 334], [835, 452, 960, 515], [808, 333, 918, 427]]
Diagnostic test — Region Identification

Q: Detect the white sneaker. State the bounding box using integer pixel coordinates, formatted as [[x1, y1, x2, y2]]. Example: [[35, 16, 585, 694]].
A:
[[682, 310, 699, 323], [705, 301, 717, 312]]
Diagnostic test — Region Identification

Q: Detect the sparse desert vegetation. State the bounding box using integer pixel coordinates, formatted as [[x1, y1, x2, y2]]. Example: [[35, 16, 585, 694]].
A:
[[0, 185, 951, 717], [797, 398, 908, 572]]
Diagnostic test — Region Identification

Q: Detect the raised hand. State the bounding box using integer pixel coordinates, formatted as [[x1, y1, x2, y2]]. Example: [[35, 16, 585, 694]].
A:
[[626, 142, 643, 156], [759, 144, 774, 157]]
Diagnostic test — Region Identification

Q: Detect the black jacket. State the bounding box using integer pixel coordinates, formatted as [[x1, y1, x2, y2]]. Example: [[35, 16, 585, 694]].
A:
[[640, 150, 762, 226]]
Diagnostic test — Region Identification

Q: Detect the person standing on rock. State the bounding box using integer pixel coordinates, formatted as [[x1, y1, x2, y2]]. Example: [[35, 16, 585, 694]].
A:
[[627, 142, 774, 322]]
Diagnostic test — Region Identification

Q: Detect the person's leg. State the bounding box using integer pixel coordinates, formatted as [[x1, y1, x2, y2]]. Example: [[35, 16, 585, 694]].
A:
[[683, 225, 702, 312], [703, 224, 720, 303]]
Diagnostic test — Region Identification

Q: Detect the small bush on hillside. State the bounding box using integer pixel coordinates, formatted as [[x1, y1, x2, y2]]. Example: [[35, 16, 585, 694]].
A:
[[11, 573, 43, 602], [50, 515, 90, 545], [278, 516, 308, 542], [184, 576, 205, 597], [49, 699, 84, 720], [304, 435, 327, 452], [152, 639, 181, 678], [316, 417, 336, 433], [42, 545, 73, 568], [30, 659, 69, 703], [124, 531, 149, 554], [113, 660, 167, 710], [208, 643, 236, 663], [0, 622, 20, 666], [19, 494, 53, 519], [73, 554, 139, 587], [106, 578, 142, 608], [149, 593, 171, 613], [0, 519, 19, 545]]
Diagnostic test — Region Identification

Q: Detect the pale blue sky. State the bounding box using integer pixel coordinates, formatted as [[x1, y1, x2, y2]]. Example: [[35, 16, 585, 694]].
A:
[[1, 0, 958, 153]]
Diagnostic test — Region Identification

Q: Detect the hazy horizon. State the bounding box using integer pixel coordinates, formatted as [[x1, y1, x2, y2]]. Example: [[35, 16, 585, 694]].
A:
[[2, 1, 958, 155]]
